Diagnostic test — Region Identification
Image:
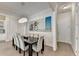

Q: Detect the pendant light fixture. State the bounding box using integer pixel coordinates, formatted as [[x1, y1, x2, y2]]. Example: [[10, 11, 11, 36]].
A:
[[18, 17, 28, 23]]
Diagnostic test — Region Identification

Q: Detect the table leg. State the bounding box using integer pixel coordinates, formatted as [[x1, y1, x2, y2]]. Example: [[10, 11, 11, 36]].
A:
[[29, 44, 32, 56]]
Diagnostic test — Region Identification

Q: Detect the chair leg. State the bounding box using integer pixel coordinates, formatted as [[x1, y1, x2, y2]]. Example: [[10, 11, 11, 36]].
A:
[[37, 52, 38, 56], [41, 50, 43, 54], [19, 48, 21, 53], [23, 51, 25, 56], [13, 44, 15, 48], [16, 46, 17, 50]]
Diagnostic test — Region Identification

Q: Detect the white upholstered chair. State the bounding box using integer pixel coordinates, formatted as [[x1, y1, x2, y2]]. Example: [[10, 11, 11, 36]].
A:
[[12, 34, 16, 47], [32, 35, 44, 56], [17, 34, 29, 56], [13, 33, 20, 50]]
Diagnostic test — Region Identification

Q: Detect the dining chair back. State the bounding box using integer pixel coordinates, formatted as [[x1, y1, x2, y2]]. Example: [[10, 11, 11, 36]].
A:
[[17, 34, 25, 50], [32, 34, 44, 56], [12, 34, 17, 46], [17, 34, 29, 56], [37, 36, 44, 51], [14, 33, 20, 48]]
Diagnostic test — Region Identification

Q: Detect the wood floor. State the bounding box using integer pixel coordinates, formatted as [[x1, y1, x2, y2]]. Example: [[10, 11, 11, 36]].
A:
[[0, 41, 75, 56]]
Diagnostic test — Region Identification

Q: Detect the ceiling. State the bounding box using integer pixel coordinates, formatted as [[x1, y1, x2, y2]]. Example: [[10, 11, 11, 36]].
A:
[[0, 2, 50, 17], [57, 2, 72, 13], [0, 2, 72, 17]]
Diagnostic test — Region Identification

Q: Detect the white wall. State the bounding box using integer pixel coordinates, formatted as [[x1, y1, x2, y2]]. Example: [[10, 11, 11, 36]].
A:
[[70, 3, 77, 55], [57, 12, 72, 44], [76, 10, 79, 55], [0, 13, 18, 41], [26, 8, 56, 51], [74, 5, 79, 55], [17, 22, 27, 35], [5, 16, 18, 41]]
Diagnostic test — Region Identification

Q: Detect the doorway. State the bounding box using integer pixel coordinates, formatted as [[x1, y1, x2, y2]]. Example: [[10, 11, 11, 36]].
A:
[[57, 12, 71, 44]]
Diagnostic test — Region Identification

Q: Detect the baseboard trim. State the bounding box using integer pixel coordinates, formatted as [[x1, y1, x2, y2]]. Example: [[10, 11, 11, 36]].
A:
[[57, 40, 71, 45]]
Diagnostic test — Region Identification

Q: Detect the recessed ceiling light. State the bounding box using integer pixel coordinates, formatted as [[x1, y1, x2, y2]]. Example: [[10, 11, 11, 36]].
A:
[[63, 5, 71, 9]]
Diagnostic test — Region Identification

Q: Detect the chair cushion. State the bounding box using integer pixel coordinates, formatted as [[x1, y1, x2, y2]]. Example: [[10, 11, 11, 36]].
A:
[[25, 45, 29, 50], [32, 44, 39, 52]]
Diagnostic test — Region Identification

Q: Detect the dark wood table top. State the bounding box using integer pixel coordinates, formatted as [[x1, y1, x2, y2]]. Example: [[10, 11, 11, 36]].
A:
[[23, 36, 38, 45]]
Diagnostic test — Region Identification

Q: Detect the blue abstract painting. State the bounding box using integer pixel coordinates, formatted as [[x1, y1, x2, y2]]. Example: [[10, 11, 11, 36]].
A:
[[45, 16, 51, 31]]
